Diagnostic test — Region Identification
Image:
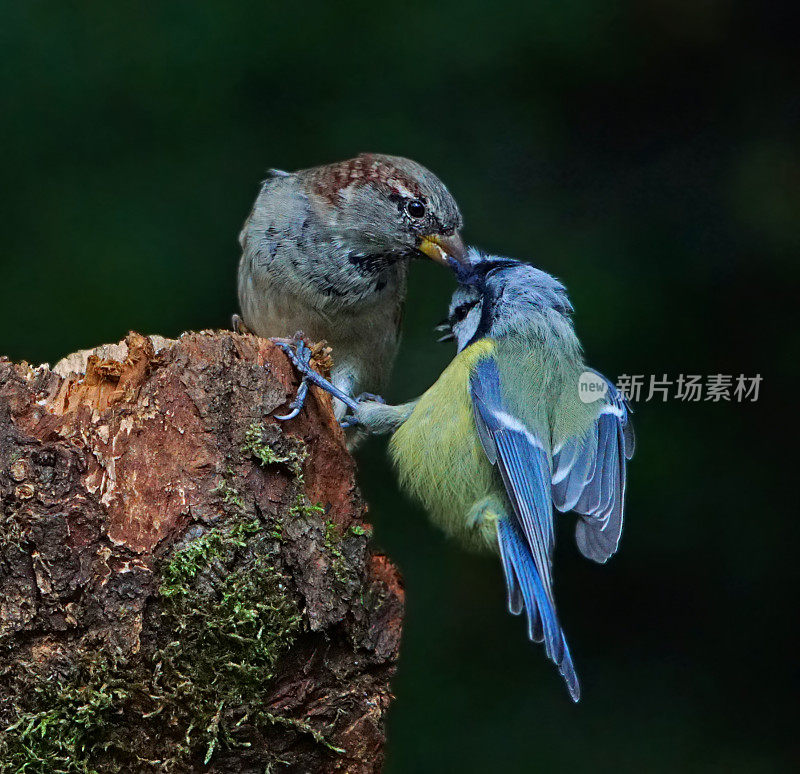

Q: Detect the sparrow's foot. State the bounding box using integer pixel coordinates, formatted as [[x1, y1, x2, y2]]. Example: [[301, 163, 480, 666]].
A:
[[273, 340, 312, 421], [231, 314, 252, 335], [272, 338, 359, 420]]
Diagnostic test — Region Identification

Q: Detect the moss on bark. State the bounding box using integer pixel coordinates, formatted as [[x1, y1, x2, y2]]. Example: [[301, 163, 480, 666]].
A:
[[0, 331, 403, 773]]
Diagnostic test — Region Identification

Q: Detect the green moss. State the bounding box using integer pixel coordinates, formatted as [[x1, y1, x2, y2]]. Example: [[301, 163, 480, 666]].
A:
[[269, 517, 284, 540], [242, 423, 306, 478], [1, 651, 130, 773], [210, 477, 245, 510], [324, 520, 341, 551], [266, 496, 324, 544], [153, 535, 304, 767], [261, 713, 344, 755], [0, 422, 347, 772], [323, 520, 354, 586], [289, 498, 324, 520], [241, 421, 323, 540], [0, 512, 337, 772], [347, 524, 372, 538], [158, 517, 260, 599]]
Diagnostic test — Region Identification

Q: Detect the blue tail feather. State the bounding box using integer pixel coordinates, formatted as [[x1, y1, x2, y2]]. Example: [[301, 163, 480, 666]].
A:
[[497, 518, 581, 702]]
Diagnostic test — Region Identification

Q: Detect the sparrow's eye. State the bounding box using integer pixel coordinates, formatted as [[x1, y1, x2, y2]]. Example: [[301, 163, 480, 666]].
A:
[[406, 199, 426, 218]]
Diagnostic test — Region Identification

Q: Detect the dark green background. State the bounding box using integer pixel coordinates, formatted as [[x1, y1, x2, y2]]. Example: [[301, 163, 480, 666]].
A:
[[1, 2, 796, 772]]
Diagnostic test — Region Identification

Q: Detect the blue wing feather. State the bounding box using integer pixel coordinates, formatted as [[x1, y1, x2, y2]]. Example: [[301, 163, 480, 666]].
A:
[[471, 357, 579, 699], [498, 532, 537, 626], [552, 373, 634, 563], [552, 436, 581, 484]]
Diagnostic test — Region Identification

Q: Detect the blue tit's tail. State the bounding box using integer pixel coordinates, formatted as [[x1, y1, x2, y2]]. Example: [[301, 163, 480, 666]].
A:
[[497, 517, 581, 702]]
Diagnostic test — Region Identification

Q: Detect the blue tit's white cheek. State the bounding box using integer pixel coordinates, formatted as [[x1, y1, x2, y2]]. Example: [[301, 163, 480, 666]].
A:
[[455, 306, 482, 351]]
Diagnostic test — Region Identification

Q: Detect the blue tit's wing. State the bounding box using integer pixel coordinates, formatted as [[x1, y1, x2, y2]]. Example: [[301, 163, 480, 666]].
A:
[[471, 357, 579, 701], [470, 359, 554, 617], [552, 371, 635, 563]]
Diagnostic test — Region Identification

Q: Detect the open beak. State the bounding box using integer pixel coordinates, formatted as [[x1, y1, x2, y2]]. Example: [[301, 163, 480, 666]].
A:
[[417, 232, 468, 266], [434, 319, 455, 343]]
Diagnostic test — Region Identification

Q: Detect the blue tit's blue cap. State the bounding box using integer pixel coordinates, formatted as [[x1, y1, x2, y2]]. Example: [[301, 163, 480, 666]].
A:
[[448, 247, 521, 287]]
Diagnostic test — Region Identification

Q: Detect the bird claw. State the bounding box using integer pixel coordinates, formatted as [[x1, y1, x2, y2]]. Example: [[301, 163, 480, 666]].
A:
[[272, 338, 313, 421], [338, 394, 386, 429], [272, 337, 312, 373], [231, 314, 252, 335], [273, 378, 309, 421], [271, 337, 359, 420], [354, 393, 386, 404]]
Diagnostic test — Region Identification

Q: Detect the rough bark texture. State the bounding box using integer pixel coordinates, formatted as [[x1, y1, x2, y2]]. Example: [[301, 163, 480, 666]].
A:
[[0, 331, 403, 773]]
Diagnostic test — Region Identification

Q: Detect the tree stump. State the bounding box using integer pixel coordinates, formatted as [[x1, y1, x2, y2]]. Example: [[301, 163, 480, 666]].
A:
[[0, 331, 403, 773]]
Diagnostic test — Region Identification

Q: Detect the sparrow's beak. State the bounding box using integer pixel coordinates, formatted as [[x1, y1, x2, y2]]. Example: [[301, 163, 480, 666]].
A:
[[417, 232, 468, 266]]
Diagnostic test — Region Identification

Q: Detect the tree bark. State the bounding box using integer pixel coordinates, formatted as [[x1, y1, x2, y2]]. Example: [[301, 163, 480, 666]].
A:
[[0, 331, 403, 773]]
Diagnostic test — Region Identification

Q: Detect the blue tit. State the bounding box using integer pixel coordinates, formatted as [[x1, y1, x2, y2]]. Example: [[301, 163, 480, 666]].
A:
[[277, 250, 634, 700]]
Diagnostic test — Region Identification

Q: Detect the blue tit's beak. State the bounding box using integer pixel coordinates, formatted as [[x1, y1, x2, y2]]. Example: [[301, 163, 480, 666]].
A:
[[417, 232, 468, 266], [434, 319, 455, 343]]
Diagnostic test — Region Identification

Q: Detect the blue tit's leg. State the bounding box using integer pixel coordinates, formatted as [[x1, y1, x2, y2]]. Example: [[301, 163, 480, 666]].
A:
[[466, 495, 508, 551], [349, 398, 417, 435], [273, 340, 360, 420], [337, 397, 390, 429], [341, 392, 387, 425]]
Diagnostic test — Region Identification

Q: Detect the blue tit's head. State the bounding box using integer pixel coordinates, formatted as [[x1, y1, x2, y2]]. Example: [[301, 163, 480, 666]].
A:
[[442, 249, 573, 351]]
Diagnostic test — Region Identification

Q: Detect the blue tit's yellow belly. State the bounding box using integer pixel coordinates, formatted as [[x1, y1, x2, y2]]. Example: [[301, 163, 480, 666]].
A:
[[389, 339, 499, 549]]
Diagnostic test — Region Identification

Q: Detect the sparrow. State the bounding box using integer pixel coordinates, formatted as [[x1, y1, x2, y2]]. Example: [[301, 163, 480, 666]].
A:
[[236, 153, 466, 422]]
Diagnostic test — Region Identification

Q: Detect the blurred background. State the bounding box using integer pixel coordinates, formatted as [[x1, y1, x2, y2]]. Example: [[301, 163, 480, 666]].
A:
[[1, 2, 796, 771]]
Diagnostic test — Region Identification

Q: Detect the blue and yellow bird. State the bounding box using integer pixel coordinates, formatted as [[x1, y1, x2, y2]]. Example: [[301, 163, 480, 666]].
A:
[[279, 250, 634, 700]]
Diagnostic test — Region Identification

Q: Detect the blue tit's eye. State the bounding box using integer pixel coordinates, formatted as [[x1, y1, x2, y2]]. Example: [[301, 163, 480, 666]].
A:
[[451, 302, 475, 323], [406, 199, 426, 218]]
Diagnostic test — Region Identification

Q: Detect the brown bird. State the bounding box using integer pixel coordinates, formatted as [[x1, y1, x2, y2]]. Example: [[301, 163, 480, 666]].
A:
[[237, 153, 465, 421]]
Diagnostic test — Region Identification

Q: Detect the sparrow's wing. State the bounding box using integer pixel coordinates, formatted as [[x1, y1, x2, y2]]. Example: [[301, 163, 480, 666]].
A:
[[470, 356, 579, 701], [552, 372, 634, 563]]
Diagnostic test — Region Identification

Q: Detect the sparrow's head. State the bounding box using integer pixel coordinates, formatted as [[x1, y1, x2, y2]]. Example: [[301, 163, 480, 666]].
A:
[[304, 153, 466, 270]]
